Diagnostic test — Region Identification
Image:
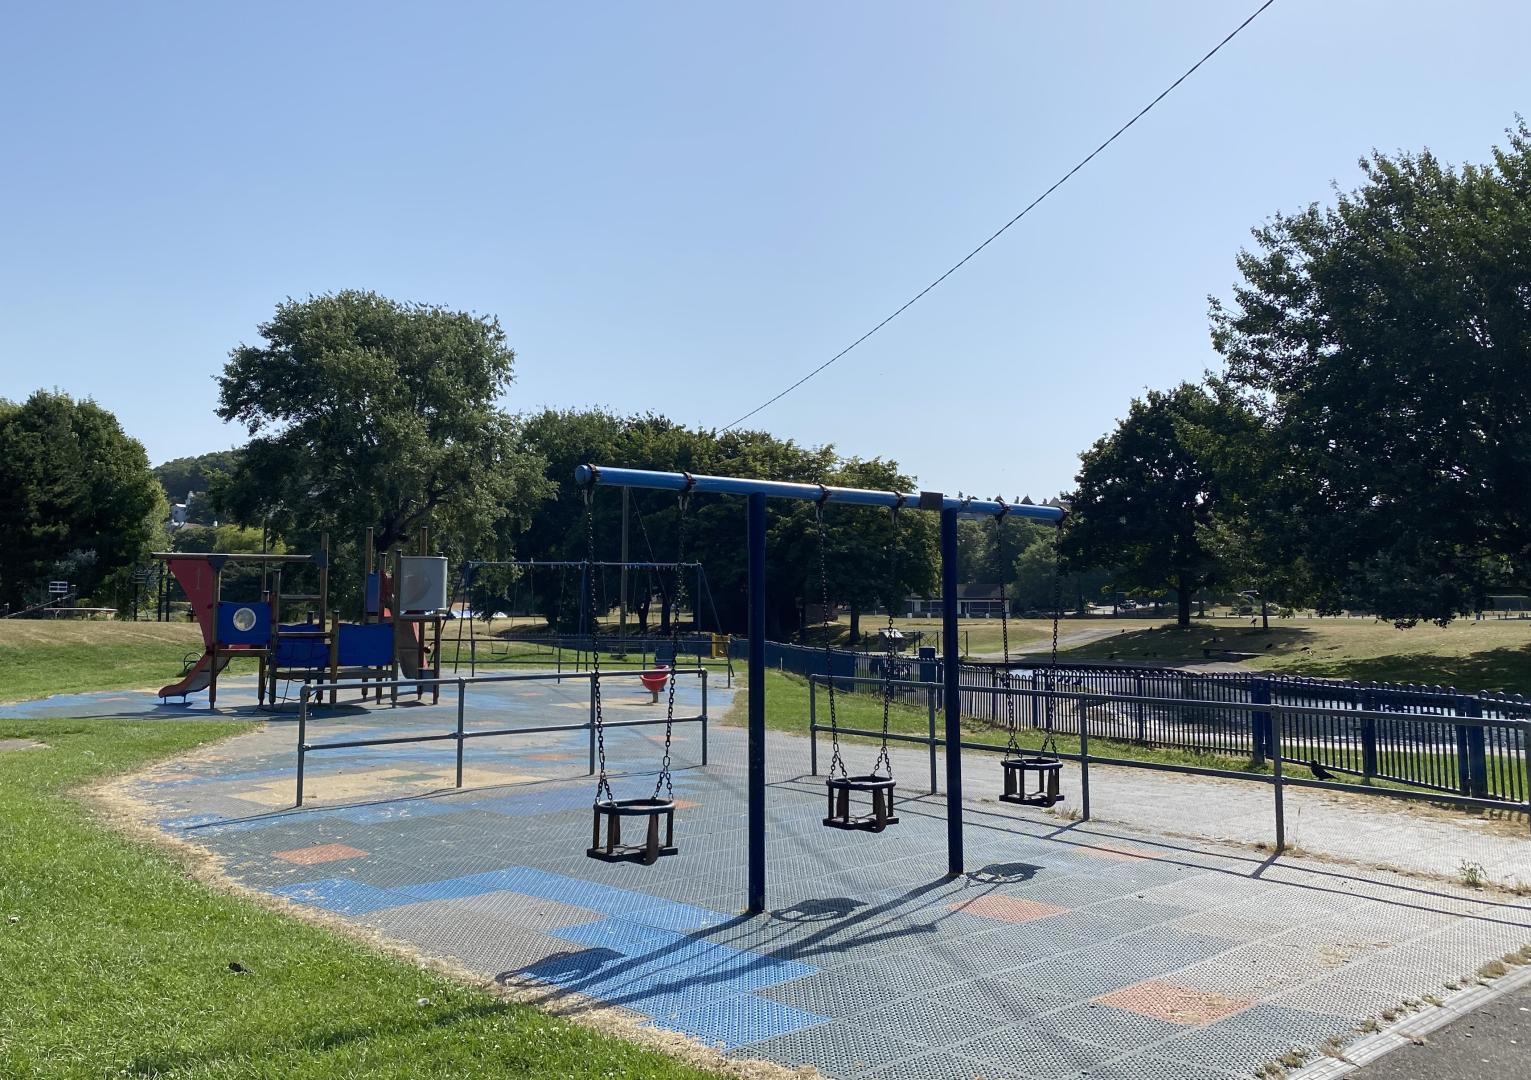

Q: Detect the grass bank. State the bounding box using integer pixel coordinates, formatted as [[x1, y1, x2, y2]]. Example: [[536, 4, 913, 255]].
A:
[[0, 718, 719, 1079], [1064, 618, 1531, 693], [0, 622, 261, 702]]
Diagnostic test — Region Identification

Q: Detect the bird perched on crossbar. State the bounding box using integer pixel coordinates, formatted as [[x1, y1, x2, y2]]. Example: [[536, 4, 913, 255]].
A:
[[1307, 759, 1335, 781]]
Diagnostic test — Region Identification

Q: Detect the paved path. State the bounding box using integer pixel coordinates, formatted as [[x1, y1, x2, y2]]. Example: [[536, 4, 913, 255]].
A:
[[13, 676, 1531, 1079], [1344, 974, 1531, 1080]]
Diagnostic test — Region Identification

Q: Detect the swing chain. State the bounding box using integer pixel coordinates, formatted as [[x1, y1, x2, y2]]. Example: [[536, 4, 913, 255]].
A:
[[1042, 518, 1063, 758], [993, 499, 1022, 758], [584, 486, 613, 803], [654, 478, 693, 799], [815, 488, 847, 780], [873, 497, 905, 778]]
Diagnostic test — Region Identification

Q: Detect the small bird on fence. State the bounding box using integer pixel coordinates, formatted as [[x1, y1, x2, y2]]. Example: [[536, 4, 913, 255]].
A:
[[1307, 759, 1335, 780]]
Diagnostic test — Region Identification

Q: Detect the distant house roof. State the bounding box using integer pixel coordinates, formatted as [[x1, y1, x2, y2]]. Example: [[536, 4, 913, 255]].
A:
[[907, 584, 1005, 601]]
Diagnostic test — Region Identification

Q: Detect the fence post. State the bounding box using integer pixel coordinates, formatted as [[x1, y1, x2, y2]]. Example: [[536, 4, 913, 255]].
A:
[[1079, 701, 1091, 822], [809, 675, 818, 776], [1251, 679, 1271, 767], [1134, 674, 1146, 743], [1360, 687, 1378, 780], [1271, 706, 1286, 853], [588, 674, 597, 775], [455, 678, 466, 788], [927, 685, 938, 794], [295, 688, 308, 807], [701, 669, 709, 766], [1460, 695, 1487, 799]]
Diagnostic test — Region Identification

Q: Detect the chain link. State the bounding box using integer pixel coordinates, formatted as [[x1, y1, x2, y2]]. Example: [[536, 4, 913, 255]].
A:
[[872, 499, 905, 779], [814, 491, 848, 780], [993, 501, 1022, 758], [654, 483, 691, 800], [1043, 519, 1063, 758], [584, 487, 613, 803]]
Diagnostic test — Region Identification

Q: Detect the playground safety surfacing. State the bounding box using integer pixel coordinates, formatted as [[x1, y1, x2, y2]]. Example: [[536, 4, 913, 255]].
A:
[[62, 676, 1531, 1079]]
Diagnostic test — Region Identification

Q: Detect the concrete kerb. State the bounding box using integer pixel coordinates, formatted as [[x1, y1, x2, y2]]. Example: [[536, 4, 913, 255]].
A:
[[1290, 960, 1531, 1079]]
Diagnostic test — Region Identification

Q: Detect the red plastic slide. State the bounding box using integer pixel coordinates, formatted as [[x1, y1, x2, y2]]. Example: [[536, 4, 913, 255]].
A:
[[158, 650, 232, 699]]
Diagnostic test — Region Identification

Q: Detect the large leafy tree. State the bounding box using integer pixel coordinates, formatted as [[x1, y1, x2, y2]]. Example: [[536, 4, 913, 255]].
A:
[[215, 292, 549, 578], [772, 457, 938, 643], [1210, 123, 1531, 623], [0, 390, 165, 611], [1064, 383, 1256, 627]]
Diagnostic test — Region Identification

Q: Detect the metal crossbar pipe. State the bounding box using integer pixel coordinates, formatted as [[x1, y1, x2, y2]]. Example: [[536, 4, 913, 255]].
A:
[[576, 464, 1066, 522], [304, 713, 706, 753], [297, 667, 706, 698], [463, 560, 705, 570], [151, 551, 315, 563]]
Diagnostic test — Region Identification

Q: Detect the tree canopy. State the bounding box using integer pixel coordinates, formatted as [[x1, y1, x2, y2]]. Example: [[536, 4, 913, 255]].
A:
[[214, 291, 549, 566], [1063, 384, 1256, 627], [1210, 121, 1531, 623], [0, 390, 165, 611]]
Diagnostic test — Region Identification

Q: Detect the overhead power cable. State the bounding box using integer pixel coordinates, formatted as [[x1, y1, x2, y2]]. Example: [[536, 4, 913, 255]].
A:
[[720, 0, 1279, 432]]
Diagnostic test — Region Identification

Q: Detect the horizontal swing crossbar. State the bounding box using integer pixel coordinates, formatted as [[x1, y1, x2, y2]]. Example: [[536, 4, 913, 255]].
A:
[[576, 465, 1066, 522], [150, 552, 316, 563], [462, 560, 705, 570]]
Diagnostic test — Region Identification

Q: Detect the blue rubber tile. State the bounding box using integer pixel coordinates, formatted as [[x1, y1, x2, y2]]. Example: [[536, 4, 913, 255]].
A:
[[273, 878, 412, 915], [645, 995, 830, 1050], [394, 869, 519, 902]]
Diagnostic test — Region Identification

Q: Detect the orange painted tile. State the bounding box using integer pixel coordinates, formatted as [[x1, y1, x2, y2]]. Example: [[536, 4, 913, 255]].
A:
[[272, 843, 369, 865], [671, 798, 699, 810], [1095, 980, 1251, 1026], [526, 752, 578, 762], [947, 895, 1069, 923]]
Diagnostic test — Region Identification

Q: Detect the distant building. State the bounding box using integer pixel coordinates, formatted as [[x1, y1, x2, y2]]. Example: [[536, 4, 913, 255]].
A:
[[905, 584, 1008, 618]]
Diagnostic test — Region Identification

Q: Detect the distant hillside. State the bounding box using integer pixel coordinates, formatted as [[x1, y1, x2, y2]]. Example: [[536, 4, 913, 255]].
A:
[[152, 449, 242, 501], [153, 448, 242, 525]]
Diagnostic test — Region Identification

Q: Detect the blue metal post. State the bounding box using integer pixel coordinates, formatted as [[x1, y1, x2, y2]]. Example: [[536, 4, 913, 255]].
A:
[[941, 508, 964, 876], [747, 492, 767, 914]]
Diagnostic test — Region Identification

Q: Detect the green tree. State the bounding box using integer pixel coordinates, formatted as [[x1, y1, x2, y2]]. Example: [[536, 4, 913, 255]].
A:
[[1210, 122, 1531, 624], [214, 292, 549, 589], [784, 458, 938, 644], [1064, 383, 1254, 627], [154, 448, 242, 524], [0, 390, 165, 612]]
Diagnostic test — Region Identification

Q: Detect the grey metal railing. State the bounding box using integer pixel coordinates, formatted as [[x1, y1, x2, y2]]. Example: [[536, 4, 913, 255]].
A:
[[295, 667, 709, 805], [806, 673, 1531, 849]]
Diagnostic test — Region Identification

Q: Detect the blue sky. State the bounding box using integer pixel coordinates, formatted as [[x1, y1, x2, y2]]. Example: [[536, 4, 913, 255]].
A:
[[1, 1, 1526, 499]]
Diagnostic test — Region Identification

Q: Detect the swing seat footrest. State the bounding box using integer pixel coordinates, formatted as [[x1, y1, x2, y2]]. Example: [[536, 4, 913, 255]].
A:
[[822, 775, 900, 833], [586, 798, 678, 865], [998, 792, 1066, 808]]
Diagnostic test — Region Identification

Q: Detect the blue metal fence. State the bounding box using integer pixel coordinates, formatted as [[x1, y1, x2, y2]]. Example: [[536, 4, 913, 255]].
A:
[[735, 640, 1530, 802]]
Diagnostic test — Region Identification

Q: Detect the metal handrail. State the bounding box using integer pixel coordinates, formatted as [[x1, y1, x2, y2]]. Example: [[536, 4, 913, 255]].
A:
[[295, 667, 709, 805]]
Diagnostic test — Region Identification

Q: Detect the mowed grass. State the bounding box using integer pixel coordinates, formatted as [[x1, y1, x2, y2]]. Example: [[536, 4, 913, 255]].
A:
[[1064, 618, 1531, 694], [0, 621, 263, 702], [0, 719, 719, 1080]]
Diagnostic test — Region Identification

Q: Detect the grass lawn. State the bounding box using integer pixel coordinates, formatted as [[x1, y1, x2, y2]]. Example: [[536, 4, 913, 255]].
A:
[[0, 719, 719, 1079], [1063, 618, 1531, 694], [807, 617, 1066, 656], [0, 622, 262, 702]]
